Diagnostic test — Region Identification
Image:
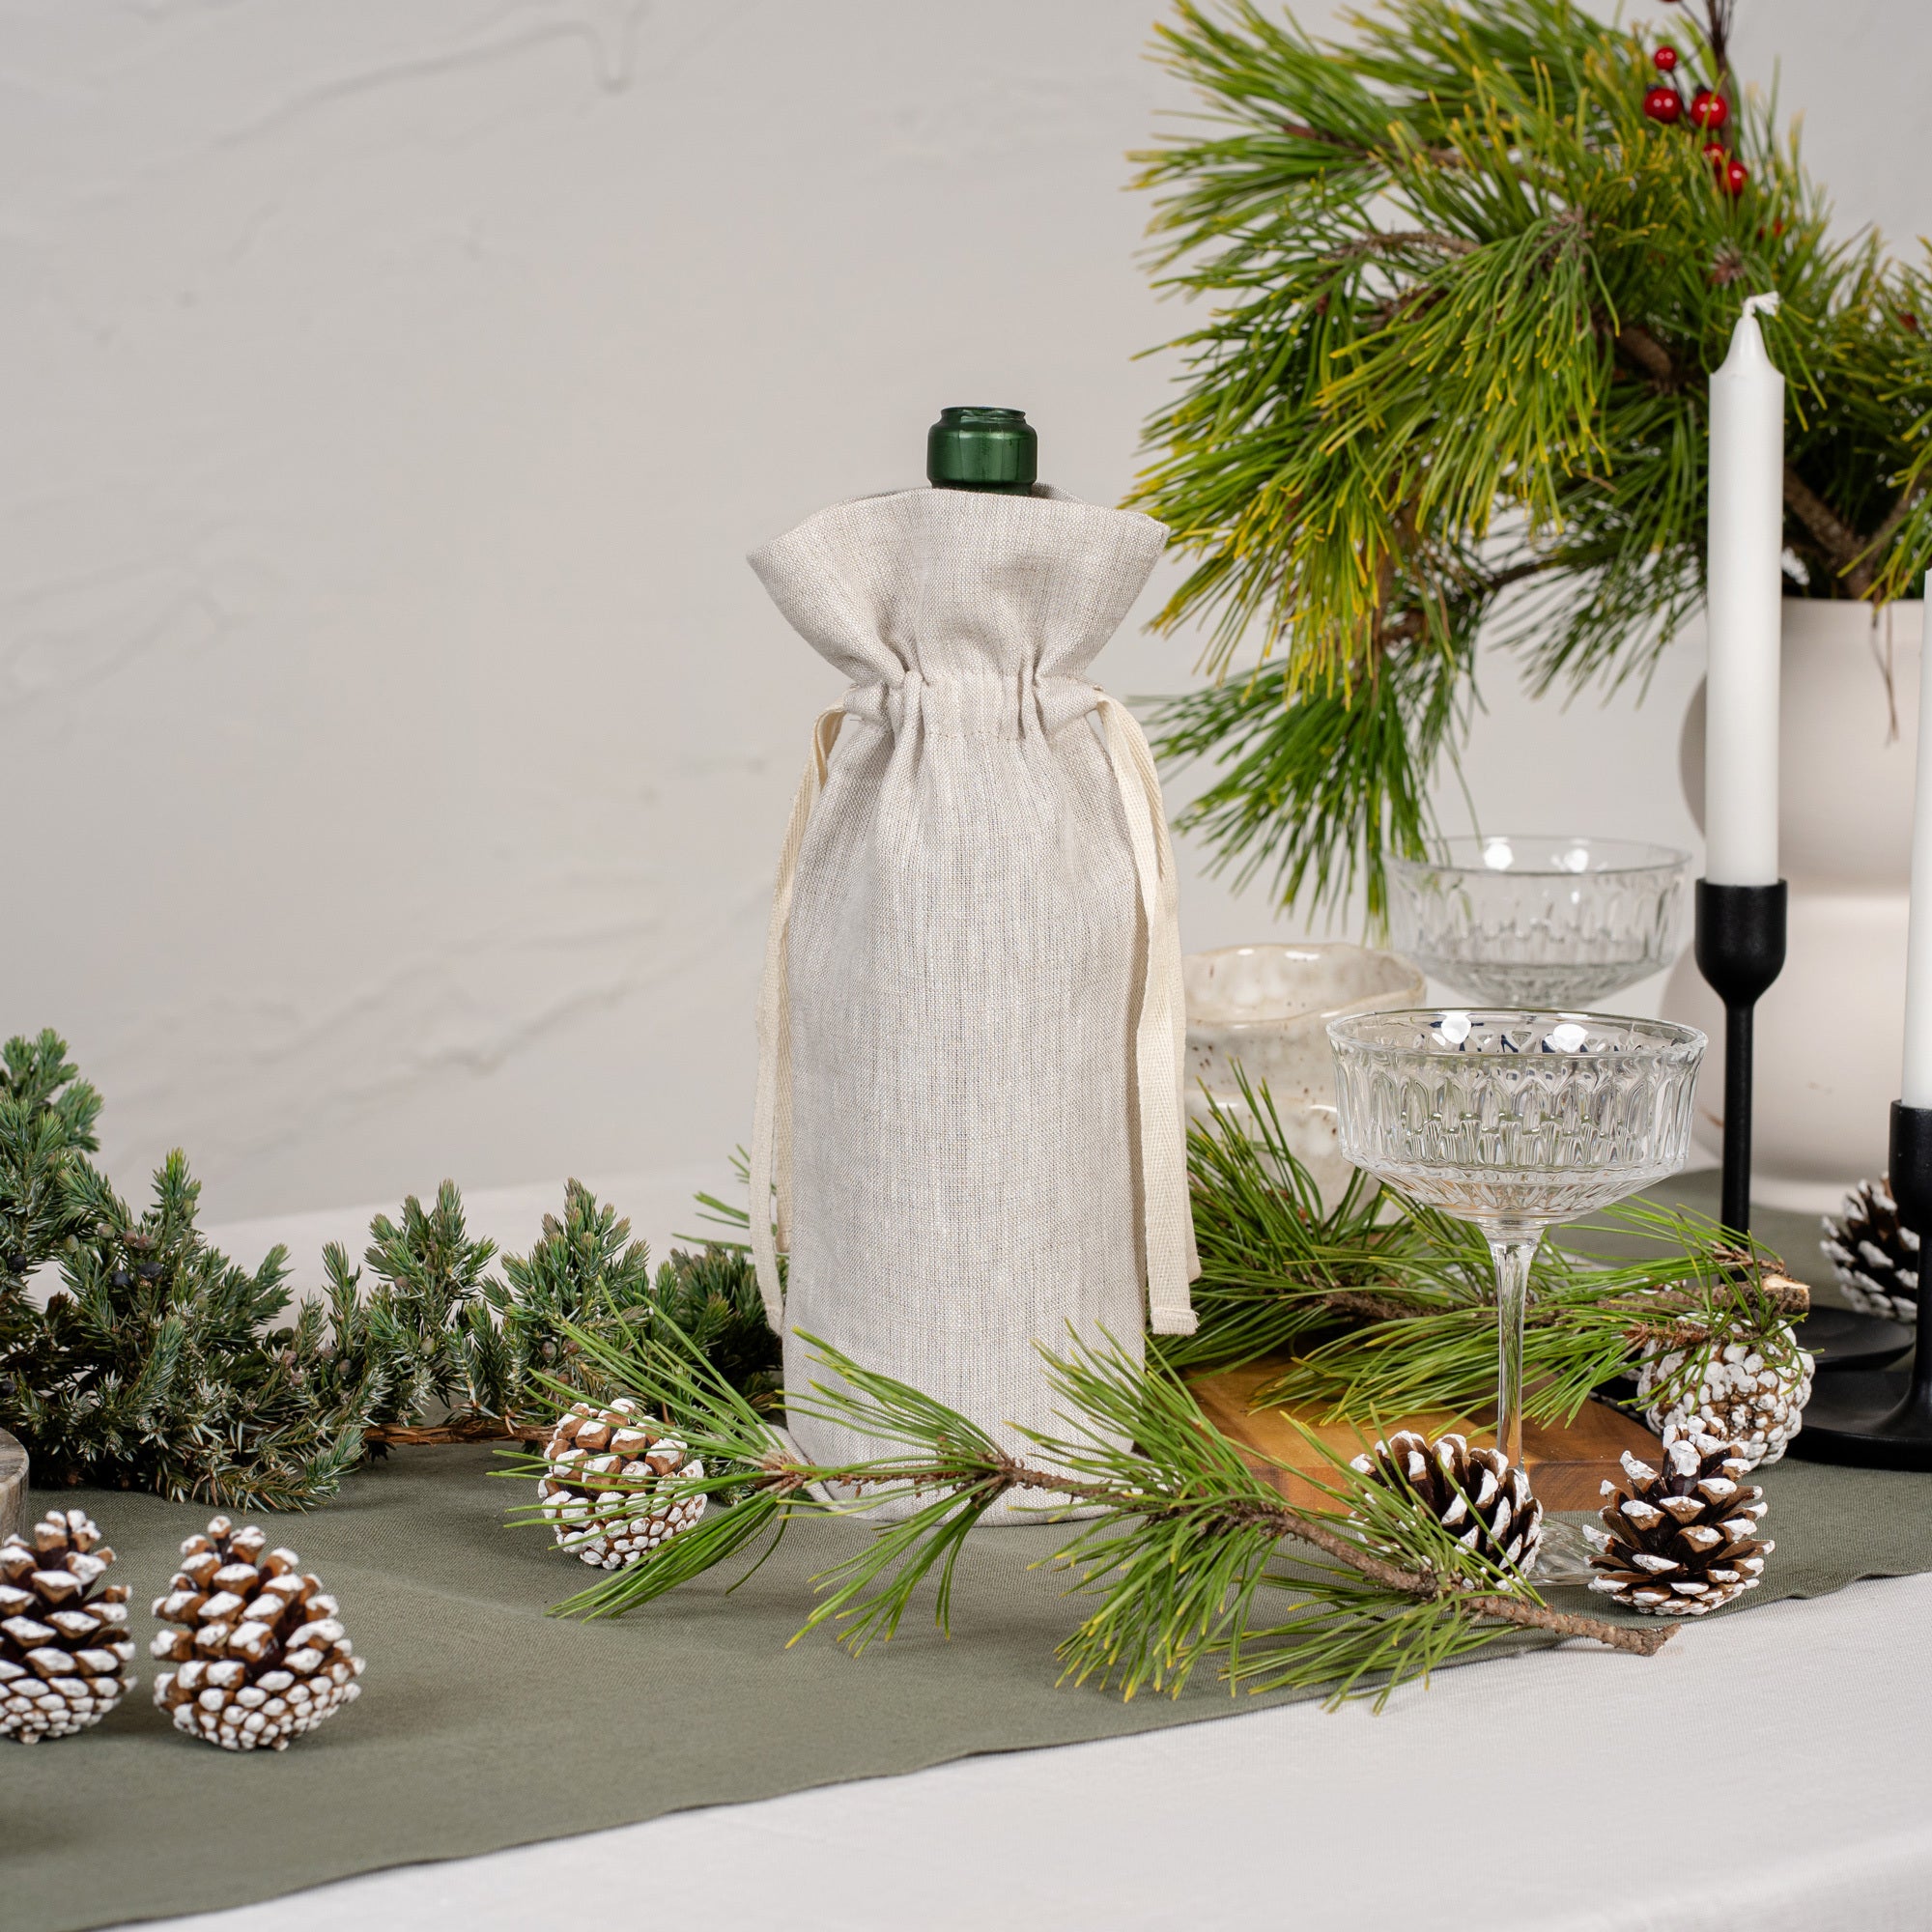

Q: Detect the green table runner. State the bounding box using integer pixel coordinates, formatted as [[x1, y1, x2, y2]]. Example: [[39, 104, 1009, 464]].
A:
[[6, 1172, 1924, 1932], [7, 1442, 1931, 1932]]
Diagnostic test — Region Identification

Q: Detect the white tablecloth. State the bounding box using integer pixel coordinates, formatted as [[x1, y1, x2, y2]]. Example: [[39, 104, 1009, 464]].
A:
[[134, 1177, 1932, 1932]]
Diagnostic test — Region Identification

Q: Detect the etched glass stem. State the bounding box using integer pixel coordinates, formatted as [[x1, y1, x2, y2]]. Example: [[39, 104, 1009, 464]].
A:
[[1487, 1232, 1541, 1473]]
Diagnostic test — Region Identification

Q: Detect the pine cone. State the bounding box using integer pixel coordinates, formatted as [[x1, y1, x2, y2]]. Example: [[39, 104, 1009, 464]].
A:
[[1636, 1329, 1814, 1470], [1351, 1431, 1543, 1576], [152, 1516, 364, 1750], [1821, 1177, 1919, 1322], [0, 1509, 134, 1742], [537, 1397, 707, 1569], [1585, 1425, 1772, 1616]]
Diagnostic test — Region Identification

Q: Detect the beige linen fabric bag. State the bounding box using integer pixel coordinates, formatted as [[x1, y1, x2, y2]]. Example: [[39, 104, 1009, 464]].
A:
[[748, 486, 1196, 1514]]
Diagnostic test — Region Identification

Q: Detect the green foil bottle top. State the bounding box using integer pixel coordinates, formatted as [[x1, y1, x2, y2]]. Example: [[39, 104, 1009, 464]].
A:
[[927, 406, 1037, 495]]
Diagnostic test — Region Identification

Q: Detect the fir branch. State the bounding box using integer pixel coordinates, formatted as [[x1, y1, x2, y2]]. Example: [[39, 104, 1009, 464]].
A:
[[5, 1150, 375, 1510], [331, 1179, 778, 1445]]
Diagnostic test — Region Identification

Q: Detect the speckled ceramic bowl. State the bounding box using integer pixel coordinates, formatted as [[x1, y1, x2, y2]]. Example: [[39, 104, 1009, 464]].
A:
[[1183, 943, 1426, 1205]]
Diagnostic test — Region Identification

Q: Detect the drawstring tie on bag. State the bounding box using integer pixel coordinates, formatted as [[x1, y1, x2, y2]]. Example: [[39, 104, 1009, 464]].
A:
[[748, 683, 1200, 1340]]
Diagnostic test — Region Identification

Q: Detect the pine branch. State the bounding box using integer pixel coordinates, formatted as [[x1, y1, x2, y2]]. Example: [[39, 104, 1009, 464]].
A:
[[504, 1317, 1672, 1708], [1850, 482, 1928, 599], [1146, 611, 1477, 923], [1175, 1076, 1807, 1429], [1616, 320, 1875, 582], [1134, 0, 1919, 920]]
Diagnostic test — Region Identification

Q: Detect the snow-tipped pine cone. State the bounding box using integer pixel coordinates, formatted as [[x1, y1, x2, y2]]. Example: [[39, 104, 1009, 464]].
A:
[[0, 1510, 135, 1742], [537, 1398, 707, 1569], [1586, 1425, 1772, 1616], [1821, 1177, 1918, 1323], [1636, 1331, 1814, 1470], [152, 1516, 364, 1750], [1351, 1430, 1543, 1577]]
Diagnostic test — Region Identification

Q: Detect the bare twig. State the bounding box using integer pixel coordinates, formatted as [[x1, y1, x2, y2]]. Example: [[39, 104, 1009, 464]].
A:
[[1479, 557, 1564, 596], [1783, 469, 1866, 589], [1462, 1591, 1672, 1654], [1323, 1287, 1434, 1323], [1616, 320, 1883, 587], [1281, 118, 1371, 153], [1144, 1474, 1672, 1658], [1327, 230, 1480, 263], [1614, 322, 1682, 390], [1698, 0, 1735, 94], [365, 1417, 550, 1447]]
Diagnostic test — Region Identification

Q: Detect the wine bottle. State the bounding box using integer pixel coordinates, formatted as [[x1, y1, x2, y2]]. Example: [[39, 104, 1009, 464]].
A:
[[926, 406, 1037, 495]]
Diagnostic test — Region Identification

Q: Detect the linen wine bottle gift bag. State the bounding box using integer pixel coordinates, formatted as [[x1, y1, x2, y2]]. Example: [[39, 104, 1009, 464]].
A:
[[748, 469, 1197, 1516]]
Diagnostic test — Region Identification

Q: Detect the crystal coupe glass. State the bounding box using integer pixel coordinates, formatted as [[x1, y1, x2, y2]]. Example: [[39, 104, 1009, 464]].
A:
[[1326, 1010, 1706, 1565], [1386, 837, 1690, 1009]]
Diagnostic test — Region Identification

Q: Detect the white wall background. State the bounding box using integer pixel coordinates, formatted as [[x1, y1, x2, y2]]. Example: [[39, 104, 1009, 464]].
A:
[[3, 0, 1923, 1223]]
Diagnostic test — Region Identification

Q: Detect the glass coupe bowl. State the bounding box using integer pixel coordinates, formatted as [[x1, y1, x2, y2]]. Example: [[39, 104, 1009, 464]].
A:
[[1182, 943, 1425, 1208], [1386, 837, 1690, 1009], [1326, 1009, 1706, 1574]]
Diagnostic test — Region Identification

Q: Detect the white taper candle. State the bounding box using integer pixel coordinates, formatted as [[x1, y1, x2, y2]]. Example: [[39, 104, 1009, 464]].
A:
[[1704, 292, 1785, 887], [1902, 573, 1932, 1107]]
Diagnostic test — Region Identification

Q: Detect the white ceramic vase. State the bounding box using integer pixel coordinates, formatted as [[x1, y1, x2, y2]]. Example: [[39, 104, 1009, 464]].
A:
[[1182, 943, 1425, 1207], [1663, 597, 1923, 1211]]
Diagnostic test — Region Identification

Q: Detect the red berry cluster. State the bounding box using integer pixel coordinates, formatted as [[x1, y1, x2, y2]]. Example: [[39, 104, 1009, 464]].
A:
[[1641, 44, 1747, 195]]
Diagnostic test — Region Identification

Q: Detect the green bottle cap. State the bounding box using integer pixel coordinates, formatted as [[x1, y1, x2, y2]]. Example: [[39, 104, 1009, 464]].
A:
[[927, 406, 1037, 495]]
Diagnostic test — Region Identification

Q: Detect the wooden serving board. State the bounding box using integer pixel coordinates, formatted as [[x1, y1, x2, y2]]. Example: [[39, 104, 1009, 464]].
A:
[[1188, 1359, 1661, 1512]]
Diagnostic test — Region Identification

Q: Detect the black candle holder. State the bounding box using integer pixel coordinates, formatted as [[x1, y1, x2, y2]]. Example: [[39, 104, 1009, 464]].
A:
[[1795, 1102, 1932, 1468], [1692, 879, 1788, 1236]]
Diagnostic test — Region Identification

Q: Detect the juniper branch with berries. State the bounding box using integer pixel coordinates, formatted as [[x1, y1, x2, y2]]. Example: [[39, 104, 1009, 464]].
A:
[[0, 1031, 779, 1507]]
